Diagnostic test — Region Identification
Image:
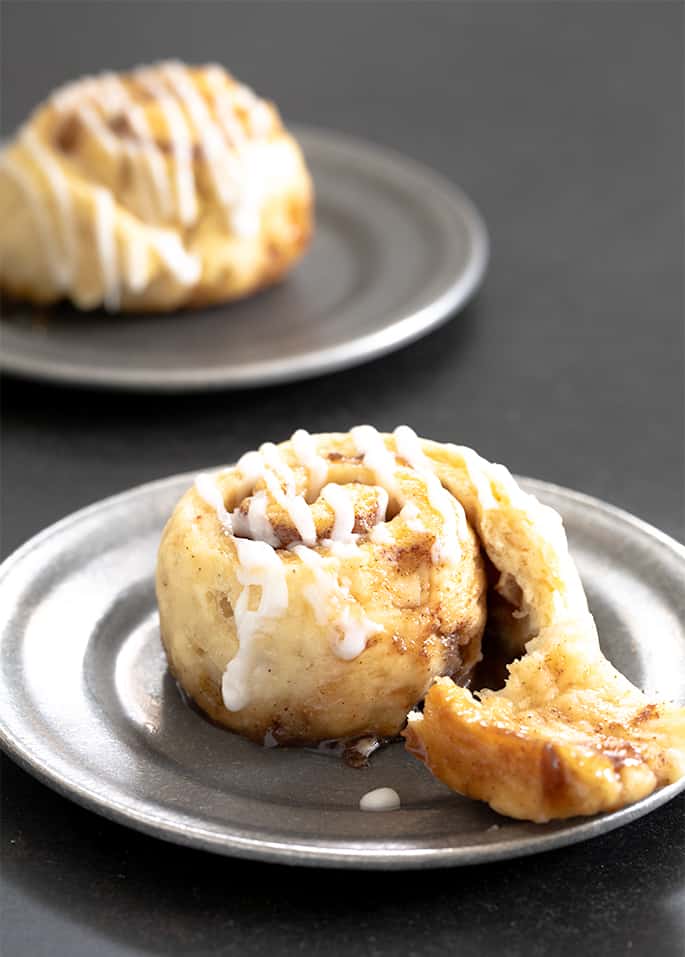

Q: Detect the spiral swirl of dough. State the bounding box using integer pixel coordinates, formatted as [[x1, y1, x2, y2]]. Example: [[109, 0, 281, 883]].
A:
[[156, 426, 519, 744]]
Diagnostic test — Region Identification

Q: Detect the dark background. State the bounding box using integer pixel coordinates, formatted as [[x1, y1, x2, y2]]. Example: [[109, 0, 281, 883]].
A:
[[2, 2, 683, 955]]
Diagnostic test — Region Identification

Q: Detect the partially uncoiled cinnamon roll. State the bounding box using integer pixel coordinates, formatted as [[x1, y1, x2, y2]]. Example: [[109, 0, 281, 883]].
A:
[[157, 427, 685, 821], [0, 61, 312, 311]]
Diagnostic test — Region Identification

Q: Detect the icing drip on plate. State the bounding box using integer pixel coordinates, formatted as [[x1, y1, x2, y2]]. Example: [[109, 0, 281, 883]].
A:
[[359, 788, 401, 811]]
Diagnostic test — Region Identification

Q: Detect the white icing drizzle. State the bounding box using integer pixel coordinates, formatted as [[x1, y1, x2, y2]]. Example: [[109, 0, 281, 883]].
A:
[[137, 62, 264, 237], [61, 72, 170, 246], [351, 427, 400, 546], [399, 502, 428, 534], [232, 444, 316, 547], [0, 153, 66, 288], [16, 118, 198, 303], [230, 491, 278, 546], [51, 79, 87, 111], [93, 73, 127, 112], [93, 188, 120, 310], [161, 62, 239, 213], [135, 70, 198, 226], [262, 467, 316, 547], [224, 538, 288, 710], [128, 108, 174, 220], [229, 506, 249, 537], [228, 161, 263, 238], [194, 472, 288, 711], [292, 545, 381, 660], [148, 229, 202, 285], [205, 66, 248, 149], [97, 72, 173, 220], [369, 523, 393, 545], [260, 442, 296, 492], [393, 425, 465, 564], [321, 541, 360, 559], [334, 605, 382, 660], [233, 433, 391, 553], [246, 491, 280, 547], [195, 472, 233, 532], [6, 131, 200, 303], [292, 545, 332, 625], [360, 788, 401, 812], [290, 429, 328, 494], [351, 425, 400, 495], [262, 443, 317, 544], [237, 449, 266, 485], [233, 83, 273, 138], [21, 128, 76, 286], [125, 230, 148, 292], [320, 483, 356, 543], [351, 425, 467, 565], [448, 444, 497, 511], [76, 103, 119, 155]]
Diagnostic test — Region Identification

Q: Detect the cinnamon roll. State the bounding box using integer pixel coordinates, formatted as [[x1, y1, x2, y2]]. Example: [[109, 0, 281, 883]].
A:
[[156, 427, 487, 744], [0, 62, 312, 311], [156, 427, 685, 821]]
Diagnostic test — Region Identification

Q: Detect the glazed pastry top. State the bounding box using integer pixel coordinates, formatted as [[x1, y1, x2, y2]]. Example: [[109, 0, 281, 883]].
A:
[[188, 425, 584, 712], [193, 426, 476, 697], [0, 61, 310, 310]]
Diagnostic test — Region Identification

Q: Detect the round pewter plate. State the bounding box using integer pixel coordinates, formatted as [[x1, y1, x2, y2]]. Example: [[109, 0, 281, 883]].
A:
[[0, 127, 488, 391], [0, 475, 683, 869]]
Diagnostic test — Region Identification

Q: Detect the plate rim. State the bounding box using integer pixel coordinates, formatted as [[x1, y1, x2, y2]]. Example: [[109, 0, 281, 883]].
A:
[[1, 473, 683, 869], [0, 125, 489, 392]]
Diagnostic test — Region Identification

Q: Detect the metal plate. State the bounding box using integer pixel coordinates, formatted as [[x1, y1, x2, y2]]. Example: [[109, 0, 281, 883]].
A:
[[0, 474, 683, 869], [0, 127, 488, 391]]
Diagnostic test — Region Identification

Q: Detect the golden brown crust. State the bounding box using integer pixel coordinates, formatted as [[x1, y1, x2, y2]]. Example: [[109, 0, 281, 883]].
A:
[[403, 618, 685, 822], [0, 61, 313, 312], [397, 441, 685, 822], [156, 430, 488, 744]]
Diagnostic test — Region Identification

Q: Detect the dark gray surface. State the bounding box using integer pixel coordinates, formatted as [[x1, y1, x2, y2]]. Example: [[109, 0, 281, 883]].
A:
[[1, 0, 683, 954]]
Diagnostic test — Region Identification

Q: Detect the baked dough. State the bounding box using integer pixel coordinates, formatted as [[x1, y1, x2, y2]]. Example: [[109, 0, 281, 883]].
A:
[[403, 438, 685, 821], [0, 61, 313, 311], [156, 427, 488, 744]]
